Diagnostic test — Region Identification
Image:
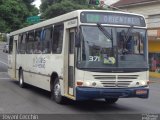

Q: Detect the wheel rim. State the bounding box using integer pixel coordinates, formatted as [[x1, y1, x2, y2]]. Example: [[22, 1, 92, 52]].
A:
[[20, 73, 23, 85], [54, 82, 61, 99]]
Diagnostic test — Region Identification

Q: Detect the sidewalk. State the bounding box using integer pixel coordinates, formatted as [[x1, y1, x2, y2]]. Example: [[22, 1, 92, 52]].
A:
[[0, 42, 6, 50], [150, 77, 160, 83]]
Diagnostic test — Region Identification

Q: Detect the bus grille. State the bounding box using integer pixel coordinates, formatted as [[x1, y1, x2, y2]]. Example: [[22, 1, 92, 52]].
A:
[[93, 75, 138, 88], [100, 80, 132, 87]]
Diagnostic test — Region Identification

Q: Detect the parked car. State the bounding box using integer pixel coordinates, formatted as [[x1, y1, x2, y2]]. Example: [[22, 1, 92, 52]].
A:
[[3, 44, 9, 53]]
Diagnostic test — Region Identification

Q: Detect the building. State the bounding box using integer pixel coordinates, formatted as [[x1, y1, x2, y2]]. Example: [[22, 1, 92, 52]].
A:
[[112, 0, 160, 78]]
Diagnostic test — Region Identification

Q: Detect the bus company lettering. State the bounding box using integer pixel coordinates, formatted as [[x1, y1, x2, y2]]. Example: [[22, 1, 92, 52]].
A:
[[66, 19, 77, 28], [67, 20, 76, 25], [33, 57, 46, 68]]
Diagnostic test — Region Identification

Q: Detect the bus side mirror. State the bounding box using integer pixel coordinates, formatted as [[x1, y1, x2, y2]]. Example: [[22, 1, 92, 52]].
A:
[[75, 32, 80, 47]]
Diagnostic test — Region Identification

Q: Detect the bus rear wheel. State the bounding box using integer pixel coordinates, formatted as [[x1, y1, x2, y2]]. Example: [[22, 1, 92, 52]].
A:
[[51, 78, 66, 104], [105, 98, 118, 104], [19, 69, 25, 88]]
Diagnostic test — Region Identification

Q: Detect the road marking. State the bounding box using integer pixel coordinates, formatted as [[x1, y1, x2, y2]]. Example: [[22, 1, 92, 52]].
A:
[[0, 78, 10, 79], [0, 60, 8, 66]]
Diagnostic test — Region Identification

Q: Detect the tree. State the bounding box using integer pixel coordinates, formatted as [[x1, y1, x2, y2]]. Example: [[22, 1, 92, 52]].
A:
[[0, 0, 39, 33], [40, 0, 55, 13], [40, 0, 95, 19]]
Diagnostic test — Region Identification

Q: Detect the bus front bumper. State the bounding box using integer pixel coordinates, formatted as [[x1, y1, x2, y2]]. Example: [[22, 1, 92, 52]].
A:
[[76, 86, 149, 100]]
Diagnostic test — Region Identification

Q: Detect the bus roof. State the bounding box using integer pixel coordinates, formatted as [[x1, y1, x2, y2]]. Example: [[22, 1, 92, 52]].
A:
[[10, 10, 146, 36]]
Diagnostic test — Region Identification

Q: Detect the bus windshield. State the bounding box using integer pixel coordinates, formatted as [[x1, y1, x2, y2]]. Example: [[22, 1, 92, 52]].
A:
[[77, 26, 148, 71]]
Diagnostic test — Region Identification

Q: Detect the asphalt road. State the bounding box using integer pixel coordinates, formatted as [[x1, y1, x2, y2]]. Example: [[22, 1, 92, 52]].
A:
[[0, 43, 160, 120]]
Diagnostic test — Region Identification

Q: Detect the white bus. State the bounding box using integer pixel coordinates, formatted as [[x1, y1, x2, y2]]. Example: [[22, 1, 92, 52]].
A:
[[8, 10, 149, 104]]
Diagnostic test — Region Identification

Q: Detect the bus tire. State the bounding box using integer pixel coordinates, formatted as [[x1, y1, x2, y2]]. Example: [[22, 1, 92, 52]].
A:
[[105, 98, 118, 104], [51, 78, 66, 104], [19, 69, 25, 88]]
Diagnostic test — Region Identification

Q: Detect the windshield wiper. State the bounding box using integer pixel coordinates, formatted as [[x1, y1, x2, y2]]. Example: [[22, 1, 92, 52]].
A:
[[122, 25, 134, 54], [97, 23, 112, 40], [125, 25, 134, 41]]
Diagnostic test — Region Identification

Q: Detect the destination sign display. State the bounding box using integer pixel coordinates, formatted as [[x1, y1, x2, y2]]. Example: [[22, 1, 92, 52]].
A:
[[80, 12, 146, 27]]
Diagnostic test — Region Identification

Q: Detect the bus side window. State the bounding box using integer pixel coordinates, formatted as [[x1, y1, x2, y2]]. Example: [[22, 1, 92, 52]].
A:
[[18, 34, 22, 54], [42, 27, 52, 54], [34, 29, 42, 54], [27, 31, 35, 54], [52, 24, 64, 54], [18, 34, 27, 54], [9, 36, 13, 54]]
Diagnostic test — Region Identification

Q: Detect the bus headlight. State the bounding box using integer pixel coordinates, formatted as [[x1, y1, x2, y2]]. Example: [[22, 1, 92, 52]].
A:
[[79, 81, 98, 87], [83, 81, 97, 87], [137, 81, 147, 86], [84, 81, 91, 86], [140, 81, 146, 86], [131, 81, 147, 87], [92, 82, 97, 86]]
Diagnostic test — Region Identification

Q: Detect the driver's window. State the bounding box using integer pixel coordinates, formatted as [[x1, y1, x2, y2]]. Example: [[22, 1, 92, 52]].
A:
[[132, 32, 144, 54], [118, 28, 144, 55]]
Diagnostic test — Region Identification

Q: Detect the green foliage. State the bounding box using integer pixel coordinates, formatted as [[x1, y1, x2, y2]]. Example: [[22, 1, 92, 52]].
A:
[[40, 0, 55, 13], [89, 0, 99, 5], [40, 0, 98, 19], [0, 33, 6, 42], [96, 0, 99, 5], [0, 0, 39, 33]]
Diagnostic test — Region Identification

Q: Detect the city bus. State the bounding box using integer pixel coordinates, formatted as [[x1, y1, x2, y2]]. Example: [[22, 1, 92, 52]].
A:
[[8, 10, 149, 104]]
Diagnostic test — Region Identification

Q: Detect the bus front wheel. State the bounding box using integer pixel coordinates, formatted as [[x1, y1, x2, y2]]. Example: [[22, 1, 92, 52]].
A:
[[19, 69, 25, 88], [51, 78, 66, 104], [105, 98, 118, 104]]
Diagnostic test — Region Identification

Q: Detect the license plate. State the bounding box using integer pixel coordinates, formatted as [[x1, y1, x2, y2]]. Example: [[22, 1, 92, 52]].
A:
[[136, 90, 148, 95]]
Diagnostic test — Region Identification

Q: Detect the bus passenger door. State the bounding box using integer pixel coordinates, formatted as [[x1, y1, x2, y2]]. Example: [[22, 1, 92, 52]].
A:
[[68, 29, 76, 96]]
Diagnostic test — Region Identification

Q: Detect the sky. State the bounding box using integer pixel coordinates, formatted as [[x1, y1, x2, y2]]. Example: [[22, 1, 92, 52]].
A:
[[105, 0, 119, 5], [33, 0, 120, 9], [33, 0, 41, 9]]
